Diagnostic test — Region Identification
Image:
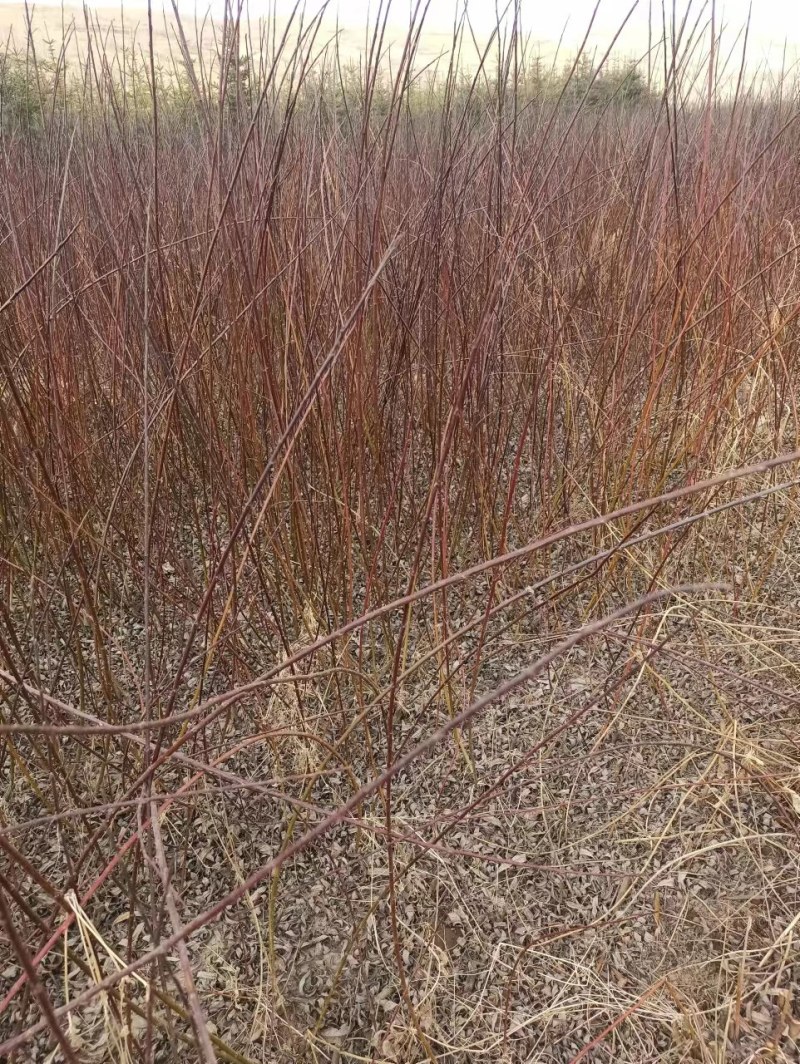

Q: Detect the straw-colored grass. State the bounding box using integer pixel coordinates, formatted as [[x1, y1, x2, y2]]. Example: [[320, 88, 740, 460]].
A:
[[1, 2, 800, 1061]]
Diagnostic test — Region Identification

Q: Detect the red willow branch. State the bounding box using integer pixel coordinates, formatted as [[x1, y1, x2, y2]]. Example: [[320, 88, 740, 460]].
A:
[[0, 584, 722, 1058]]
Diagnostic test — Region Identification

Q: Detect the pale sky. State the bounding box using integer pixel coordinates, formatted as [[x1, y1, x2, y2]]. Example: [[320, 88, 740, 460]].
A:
[[4, 0, 800, 76], [172, 0, 800, 45], [199, 1, 800, 74], [12, 0, 793, 43]]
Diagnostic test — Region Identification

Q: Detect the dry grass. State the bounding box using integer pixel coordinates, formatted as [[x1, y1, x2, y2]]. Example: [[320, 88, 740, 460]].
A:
[[1, 2, 800, 1062]]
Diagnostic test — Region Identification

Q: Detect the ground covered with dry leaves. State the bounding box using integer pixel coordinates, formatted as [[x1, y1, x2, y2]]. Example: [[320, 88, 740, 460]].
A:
[[3, 8, 800, 1060], [3, 490, 800, 1064]]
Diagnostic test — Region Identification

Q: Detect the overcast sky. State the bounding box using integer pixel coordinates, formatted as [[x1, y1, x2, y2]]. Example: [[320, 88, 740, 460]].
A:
[[7, 0, 800, 75], [173, 1, 799, 42], [8, 0, 799, 42], [204, 1, 798, 69], [27, 0, 786, 41]]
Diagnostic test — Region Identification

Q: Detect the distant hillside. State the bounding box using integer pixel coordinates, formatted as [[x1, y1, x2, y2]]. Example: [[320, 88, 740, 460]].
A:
[[0, 2, 488, 76]]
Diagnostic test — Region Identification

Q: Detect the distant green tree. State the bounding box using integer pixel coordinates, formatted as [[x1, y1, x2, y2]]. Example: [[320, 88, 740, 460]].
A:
[[0, 54, 44, 130], [567, 58, 651, 108]]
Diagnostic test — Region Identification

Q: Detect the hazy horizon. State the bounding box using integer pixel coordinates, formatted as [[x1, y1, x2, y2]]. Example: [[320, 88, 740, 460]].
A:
[[1, 0, 799, 81]]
